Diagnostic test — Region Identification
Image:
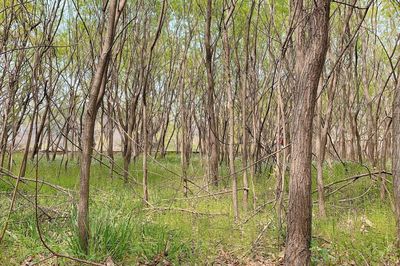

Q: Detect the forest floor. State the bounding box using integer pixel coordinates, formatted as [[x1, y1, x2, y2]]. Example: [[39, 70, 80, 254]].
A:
[[0, 153, 398, 265]]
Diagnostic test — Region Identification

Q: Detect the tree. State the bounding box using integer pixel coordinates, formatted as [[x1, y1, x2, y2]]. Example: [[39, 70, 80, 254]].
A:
[[284, 0, 331, 264], [393, 64, 400, 247], [204, 0, 219, 186], [77, 0, 125, 253], [141, 0, 167, 203], [222, 0, 238, 221]]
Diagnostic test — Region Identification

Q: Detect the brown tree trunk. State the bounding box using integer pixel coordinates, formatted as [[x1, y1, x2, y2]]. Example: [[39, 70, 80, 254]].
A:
[[77, 0, 124, 253], [276, 83, 288, 240], [284, 0, 330, 264], [205, 0, 219, 186], [141, 0, 167, 203], [180, 60, 189, 196], [142, 103, 149, 202], [241, 1, 255, 210], [315, 75, 335, 218], [392, 66, 400, 247], [222, 1, 238, 221], [107, 98, 114, 179]]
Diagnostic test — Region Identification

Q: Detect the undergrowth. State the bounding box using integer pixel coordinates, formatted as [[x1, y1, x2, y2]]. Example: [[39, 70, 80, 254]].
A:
[[0, 154, 397, 265]]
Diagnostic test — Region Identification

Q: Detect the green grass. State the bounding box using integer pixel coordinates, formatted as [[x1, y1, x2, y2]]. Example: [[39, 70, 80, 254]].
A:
[[0, 153, 397, 265]]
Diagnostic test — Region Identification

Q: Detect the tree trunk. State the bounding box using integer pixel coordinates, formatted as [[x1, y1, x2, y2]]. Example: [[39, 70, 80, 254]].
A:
[[222, 1, 238, 221], [77, 0, 124, 253], [142, 103, 149, 202], [392, 66, 400, 247], [205, 0, 219, 186], [180, 60, 189, 196], [107, 98, 114, 179], [241, 1, 255, 210], [284, 0, 330, 264]]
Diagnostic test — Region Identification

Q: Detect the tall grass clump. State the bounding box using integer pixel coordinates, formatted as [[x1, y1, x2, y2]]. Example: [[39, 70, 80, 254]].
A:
[[68, 203, 195, 264], [68, 206, 134, 262], [132, 222, 195, 264]]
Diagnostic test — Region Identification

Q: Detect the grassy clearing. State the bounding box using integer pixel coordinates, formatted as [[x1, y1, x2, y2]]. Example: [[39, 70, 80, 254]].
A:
[[0, 153, 397, 265]]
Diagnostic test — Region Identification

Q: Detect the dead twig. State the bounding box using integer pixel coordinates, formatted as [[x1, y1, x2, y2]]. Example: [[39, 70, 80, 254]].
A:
[[338, 185, 373, 202], [240, 199, 276, 225], [163, 188, 245, 201], [145, 206, 228, 216], [314, 171, 391, 194], [241, 220, 272, 259], [0, 167, 73, 197]]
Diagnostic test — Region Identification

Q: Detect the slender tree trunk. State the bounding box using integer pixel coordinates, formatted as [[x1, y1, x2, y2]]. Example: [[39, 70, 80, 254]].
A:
[[205, 0, 219, 186], [142, 103, 149, 202], [141, 0, 166, 203], [276, 84, 287, 237], [46, 105, 51, 161], [380, 120, 390, 199], [180, 60, 189, 196], [123, 143, 132, 182], [241, 1, 255, 210], [99, 104, 104, 162], [222, 1, 238, 221], [107, 97, 114, 179], [392, 67, 400, 247], [77, 0, 124, 253], [315, 75, 335, 218], [315, 89, 326, 218]]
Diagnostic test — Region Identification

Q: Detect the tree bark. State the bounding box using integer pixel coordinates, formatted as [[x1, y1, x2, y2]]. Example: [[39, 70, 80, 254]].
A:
[[284, 0, 330, 264], [392, 65, 400, 247], [222, 0, 238, 221], [205, 0, 219, 186], [315, 75, 335, 218], [77, 0, 124, 253]]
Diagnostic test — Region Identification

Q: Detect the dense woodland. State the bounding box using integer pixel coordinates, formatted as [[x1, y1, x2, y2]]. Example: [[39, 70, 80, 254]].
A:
[[0, 0, 400, 265]]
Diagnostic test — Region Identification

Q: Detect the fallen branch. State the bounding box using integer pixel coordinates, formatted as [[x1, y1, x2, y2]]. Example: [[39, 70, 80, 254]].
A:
[[240, 199, 276, 225], [313, 171, 392, 194], [338, 185, 373, 202], [325, 180, 355, 198], [0, 175, 53, 219], [164, 188, 245, 201], [145, 206, 228, 216], [0, 168, 73, 197], [241, 220, 273, 259]]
